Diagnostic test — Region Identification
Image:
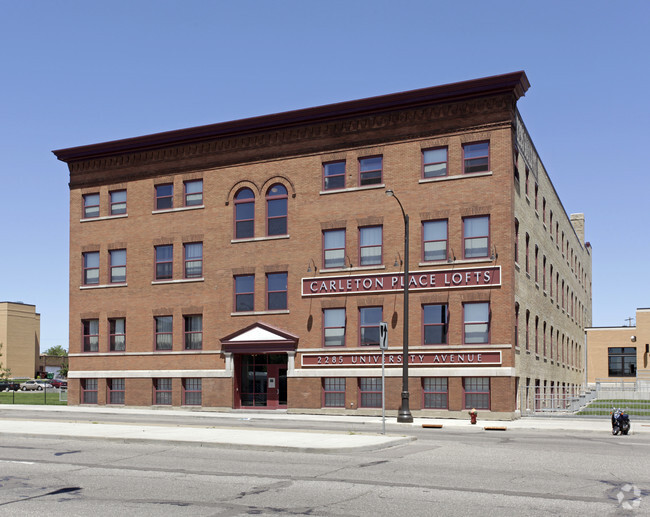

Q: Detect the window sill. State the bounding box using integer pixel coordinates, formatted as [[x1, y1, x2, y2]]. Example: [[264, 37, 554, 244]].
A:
[[80, 283, 127, 290], [231, 234, 290, 244], [319, 184, 385, 195], [418, 171, 492, 184], [418, 260, 454, 267], [152, 205, 205, 215], [231, 310, 290, 316], [442, 257, 493, 266], [321, 265, 386, 273], [80, 214, 128, 223], [152, 278, 204, 285]]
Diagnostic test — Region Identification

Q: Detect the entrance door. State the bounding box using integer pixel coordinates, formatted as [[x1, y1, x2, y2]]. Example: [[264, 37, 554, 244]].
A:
[[238, 354, 287, 409]]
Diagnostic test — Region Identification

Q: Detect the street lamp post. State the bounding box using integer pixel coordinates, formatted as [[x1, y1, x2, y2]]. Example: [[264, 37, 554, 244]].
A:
[[386, 189, 413, 423]]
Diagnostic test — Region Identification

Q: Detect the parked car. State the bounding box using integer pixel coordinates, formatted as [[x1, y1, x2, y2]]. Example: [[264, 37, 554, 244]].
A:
[[21, 380, 52, 391], [50, 378, 68, 389], [0, 380, 20, 391]]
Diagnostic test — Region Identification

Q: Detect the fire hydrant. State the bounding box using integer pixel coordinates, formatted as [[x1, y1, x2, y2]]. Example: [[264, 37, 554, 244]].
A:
[[469, 408, 478, 425]]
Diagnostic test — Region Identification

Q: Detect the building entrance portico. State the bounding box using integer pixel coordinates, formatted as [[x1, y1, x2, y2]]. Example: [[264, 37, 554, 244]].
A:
[[221, 322, 298, 410], [236, 354, 287, 408]]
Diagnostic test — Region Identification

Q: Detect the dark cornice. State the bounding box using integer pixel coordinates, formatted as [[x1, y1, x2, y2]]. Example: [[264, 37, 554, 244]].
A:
[[53, 71, 529, 163]]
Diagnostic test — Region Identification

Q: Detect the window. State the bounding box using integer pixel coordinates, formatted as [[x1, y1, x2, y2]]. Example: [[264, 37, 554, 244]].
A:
[[525, 234, 530, 273], [83, 193, 100, 218], [184, 179, 203, 206], [83, 251, 99, 285], [534, 316, 539, 354], [81, 379, 98, 404], [423, 378, 448, 409], [323, 229, 345, 269], [550, 326, 554, 359], [234, 188, 255, 239], [155, 245, 173, 280], [423, 304, 447, 345], [534, 245, 539, 283], [184, 315, 202, 350], [534, 184, 539, 211], [608, 347, 637, 377], [463, 142, 489, 173], [82, 319, 99, 352], [359, 156, 382, 186], [514, 219, 519, 263], [266, 272, 287, 310], [155, 316, 173, 350], [155, 184, 173, 210], [464, 377, 490, 409], [109, 318, 125, 351], [107, 378, 125, 404], [422, 220, 447, 262], [513, 149, 520, 185], [110, 249, 126, 283], [235, 275, 254, 312], [359, 307, 382, 346], [154, 378, 172, 405], [525, 310, 530, 350], [514, 303, 519, 347], [323, 308, 345, 347], [359, 378, 381, 408], [184, 242, 203, 278], [323, 161, 345, 190], [110, 190, 127, 215], [323, 378, 345, 407], [464, 302, 489, 344], [266, 184, 288, 236], [525, 168, 530, 196], [183, 378, 202, 405], [463, 216, 489, 259], [359, 226, 382, 266], [422, 148, 447, 178], [550, 211, 554, 238]]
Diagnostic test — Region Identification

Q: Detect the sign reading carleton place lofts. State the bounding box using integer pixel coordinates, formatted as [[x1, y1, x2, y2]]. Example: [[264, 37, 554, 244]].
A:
[[302, 266, 500, 297]]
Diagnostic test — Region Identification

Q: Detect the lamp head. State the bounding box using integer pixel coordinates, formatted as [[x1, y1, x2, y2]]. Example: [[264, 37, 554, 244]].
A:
[[386, 189, 394, 197]]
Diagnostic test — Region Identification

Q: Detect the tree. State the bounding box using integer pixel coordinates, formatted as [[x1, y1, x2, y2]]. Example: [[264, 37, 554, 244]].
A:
[[0, 343, 11, 380], [43, 345, 68, 378], [44, 345, 68, 356]]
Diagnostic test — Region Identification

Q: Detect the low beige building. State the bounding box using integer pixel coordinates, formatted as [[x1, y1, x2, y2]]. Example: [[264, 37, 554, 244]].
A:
[[585, 308, 650, 385], [0, 301, 40, 378]]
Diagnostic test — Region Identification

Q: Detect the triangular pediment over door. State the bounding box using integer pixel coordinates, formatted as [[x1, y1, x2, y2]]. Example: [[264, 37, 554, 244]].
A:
[[220, 322, 299, 353]]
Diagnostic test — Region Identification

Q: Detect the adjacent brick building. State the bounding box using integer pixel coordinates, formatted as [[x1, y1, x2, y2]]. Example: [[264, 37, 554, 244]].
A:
[[54, 71, 591, 418], [0, 301, 40, 379], [586, 308, 650, 385]]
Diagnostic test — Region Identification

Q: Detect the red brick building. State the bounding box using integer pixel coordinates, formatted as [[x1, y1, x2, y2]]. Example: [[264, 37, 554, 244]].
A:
[[54, 71, 591, 418]]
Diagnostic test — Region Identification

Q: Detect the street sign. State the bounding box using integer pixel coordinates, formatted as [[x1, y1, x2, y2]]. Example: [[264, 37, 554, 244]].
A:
[[379, 322, 388, 350]]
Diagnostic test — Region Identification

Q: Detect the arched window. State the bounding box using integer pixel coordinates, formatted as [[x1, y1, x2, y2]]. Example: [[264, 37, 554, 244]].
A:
[[234, 188, 255, 239], [266, 184, 287, 236]]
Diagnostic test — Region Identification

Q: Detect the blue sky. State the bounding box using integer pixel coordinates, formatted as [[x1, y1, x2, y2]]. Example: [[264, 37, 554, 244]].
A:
[[1, 1, 648, 351]]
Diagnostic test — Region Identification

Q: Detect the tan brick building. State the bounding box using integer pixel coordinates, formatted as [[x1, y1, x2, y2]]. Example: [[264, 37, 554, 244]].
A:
[[54, 71, 591, 418], [586, 308, 650, 385], [0, 301, 40, 379]]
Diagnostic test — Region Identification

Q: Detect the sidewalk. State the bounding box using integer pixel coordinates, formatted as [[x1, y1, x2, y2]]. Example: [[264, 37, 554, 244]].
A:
[[1, 405, 648, 452]]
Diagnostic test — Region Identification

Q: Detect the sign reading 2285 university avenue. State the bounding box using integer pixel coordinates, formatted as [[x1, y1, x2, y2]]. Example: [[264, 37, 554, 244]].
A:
[[302, 266, 500, 297], [301, 351, 502, 367]]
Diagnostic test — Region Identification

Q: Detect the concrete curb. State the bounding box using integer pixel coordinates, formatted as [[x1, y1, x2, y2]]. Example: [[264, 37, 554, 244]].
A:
[[0, 419, 413, 453]]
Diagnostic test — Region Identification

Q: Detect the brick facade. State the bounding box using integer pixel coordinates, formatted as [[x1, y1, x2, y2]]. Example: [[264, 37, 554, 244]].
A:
[[54, 72, 591, 419], [586, 308, 650, 384]]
